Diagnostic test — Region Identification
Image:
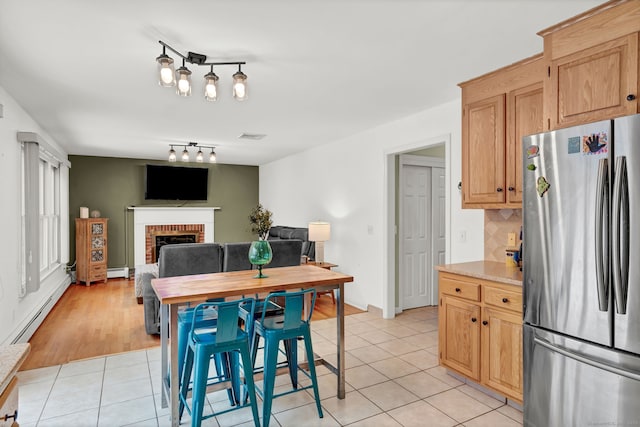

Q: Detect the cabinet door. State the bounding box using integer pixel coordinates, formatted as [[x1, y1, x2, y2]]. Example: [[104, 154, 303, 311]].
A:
[[462, 94, 505, 206], [439, 295, 480, 380], [550, 33, 638, 129], [481, 306, 523, 402], [507, 82, 543, 205]]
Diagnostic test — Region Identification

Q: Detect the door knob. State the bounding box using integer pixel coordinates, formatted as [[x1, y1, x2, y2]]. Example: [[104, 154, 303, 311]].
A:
[[497, 188, 503, 192], [508, 187, 515, 192], [482, 320, 488, 325], [471, 317, 477, 322], [627, 94, 636, 101], [502, 298, 509, 303], [455, 288, 461, 293]]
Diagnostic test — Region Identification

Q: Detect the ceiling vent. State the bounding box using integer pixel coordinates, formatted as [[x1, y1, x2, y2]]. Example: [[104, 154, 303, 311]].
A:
[[238, 133, 267, 141]]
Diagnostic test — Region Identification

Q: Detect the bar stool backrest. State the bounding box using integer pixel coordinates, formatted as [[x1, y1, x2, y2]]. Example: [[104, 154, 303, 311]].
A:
[[260, 289, 316, 329], [190, 297, 255, 344]]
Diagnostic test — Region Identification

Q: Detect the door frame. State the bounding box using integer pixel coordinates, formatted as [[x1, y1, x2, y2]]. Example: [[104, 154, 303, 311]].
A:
[[398, 154, 445, 312], [383, 133, 451, 318]]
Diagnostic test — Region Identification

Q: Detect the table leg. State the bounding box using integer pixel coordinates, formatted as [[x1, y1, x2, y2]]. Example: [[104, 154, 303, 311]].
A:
[[336, 283, 345, 399], [169, 304, 180, 427], [160, 303, 169, 408]]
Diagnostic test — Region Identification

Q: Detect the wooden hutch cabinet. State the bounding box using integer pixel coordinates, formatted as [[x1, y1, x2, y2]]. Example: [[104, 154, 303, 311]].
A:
[[75, 218, 108, 286]]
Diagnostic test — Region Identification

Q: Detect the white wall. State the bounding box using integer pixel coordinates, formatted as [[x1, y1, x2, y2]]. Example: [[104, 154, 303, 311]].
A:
[[0, 86, 71, 345], [260, 99, 484, 317]]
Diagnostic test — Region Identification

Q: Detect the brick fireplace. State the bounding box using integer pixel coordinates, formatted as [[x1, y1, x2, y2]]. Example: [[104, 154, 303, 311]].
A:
[[146, 224, 204, 263], [132, 207, 219, 267]]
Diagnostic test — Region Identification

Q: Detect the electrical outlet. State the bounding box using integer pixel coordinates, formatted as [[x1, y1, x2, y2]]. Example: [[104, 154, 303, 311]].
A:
[[458, 230, 467, 243], [508, 232, 516, 247]]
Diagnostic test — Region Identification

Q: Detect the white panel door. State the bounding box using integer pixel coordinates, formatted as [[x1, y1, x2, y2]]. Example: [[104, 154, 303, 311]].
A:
[[431, 166, 446, 303], [402, 165, 431, 309]]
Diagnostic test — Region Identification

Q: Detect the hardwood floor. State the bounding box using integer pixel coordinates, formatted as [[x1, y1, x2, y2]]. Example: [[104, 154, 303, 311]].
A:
[[21, 277, 362, 371]]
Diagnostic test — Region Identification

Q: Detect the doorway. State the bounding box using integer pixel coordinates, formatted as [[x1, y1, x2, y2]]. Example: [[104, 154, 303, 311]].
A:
[[399, 154, 445, 310], [383, 134, 450, 318]]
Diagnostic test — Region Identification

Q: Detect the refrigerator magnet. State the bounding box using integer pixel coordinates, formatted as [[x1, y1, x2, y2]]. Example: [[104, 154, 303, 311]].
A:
[[583, 132, 608, 155], [536, 176, 550, 198], [568, 136, 581, 154], [526, 145, 539, 159], [527, 163, 537, 171]]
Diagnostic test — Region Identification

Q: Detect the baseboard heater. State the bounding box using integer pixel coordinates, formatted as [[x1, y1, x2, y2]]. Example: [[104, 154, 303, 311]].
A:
[[11, 275, 71, 344], [11, 296, 53, 344], [107, 267, 129, 279]]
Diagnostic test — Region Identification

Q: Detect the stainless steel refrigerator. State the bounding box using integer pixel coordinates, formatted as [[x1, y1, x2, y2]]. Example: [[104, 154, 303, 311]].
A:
[[523, 114, 640, 426]]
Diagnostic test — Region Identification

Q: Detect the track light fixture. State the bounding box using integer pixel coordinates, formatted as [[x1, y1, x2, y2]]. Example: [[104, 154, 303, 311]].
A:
[[156, 40, 247, 101], [168, 143, 217, 163]]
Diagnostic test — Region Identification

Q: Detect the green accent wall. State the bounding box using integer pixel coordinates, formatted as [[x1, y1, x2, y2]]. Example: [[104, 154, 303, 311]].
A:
[[68, 156, 259, 269]]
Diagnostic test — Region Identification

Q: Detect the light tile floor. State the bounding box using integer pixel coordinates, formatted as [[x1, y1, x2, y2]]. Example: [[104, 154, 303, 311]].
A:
[[17, 306, 523, 426]]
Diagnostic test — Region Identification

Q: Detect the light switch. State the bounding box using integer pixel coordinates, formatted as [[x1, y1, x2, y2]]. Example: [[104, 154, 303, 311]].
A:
[[507, 232, 516, 247]]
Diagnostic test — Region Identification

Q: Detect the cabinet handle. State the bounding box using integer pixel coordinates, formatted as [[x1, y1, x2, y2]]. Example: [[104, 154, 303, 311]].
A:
[[496, 187, 503, 192], [482, 320, 488, 326], [2, 410, 17, 423], [471, 317, 477, 323], [508, 187, 515, 192], [502, 297, 509, 303], [627, 94, 636, 101], [455, 287, 461, 293]]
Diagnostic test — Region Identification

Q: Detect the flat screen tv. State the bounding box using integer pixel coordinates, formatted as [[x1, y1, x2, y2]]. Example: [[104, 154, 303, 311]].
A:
[[145, 164, 209, 200]]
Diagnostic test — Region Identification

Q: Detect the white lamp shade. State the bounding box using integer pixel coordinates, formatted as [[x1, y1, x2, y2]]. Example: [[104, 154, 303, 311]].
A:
[[308, 221, 330, 242]]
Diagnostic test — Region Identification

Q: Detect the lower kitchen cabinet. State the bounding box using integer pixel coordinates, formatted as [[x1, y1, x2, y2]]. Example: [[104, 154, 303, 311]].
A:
[[440, 295, 481, 381], [438, 271, 523, 403], [481, 306, 522, 401]]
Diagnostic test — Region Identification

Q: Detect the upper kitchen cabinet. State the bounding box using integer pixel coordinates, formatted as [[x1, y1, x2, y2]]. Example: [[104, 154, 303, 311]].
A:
[[539, 0, 640, 130], [460, 54, 543, 209]]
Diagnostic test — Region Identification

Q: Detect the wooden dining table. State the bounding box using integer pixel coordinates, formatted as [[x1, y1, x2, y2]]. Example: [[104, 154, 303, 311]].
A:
[[151, 264, 354, 427]]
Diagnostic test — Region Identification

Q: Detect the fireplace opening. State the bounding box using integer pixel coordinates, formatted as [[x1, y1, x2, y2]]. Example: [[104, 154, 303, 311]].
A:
[[153, 233, 198, 263]]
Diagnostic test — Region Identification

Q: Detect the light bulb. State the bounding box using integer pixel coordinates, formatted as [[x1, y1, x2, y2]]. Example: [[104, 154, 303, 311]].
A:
[[176, 66, 192, 96], [209, 150, 217, 163], [178, 78, 190, 95], [196, 149, 204, 162], [204, 71, 219, 102], [156, 52, 175, 87], [182, 148, 189, 162], [233, 82, 246, 99], [168, 147, 176, 162], [160, 67, 174, 85], [232, 70, 248, 101]]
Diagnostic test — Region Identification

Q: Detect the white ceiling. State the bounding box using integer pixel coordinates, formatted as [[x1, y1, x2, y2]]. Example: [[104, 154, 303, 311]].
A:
[[0, 0, 603, 166]]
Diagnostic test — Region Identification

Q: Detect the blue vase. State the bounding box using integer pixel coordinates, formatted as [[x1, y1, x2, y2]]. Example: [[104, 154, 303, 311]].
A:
[[248, 240, 272, 278]]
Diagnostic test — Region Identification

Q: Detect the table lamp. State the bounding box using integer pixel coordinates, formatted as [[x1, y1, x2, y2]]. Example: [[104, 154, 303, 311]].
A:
[[308, 221, 331, 264]]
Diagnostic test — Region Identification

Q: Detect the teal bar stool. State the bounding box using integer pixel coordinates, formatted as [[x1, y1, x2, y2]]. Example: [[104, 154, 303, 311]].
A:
[[180, 298, 260, 427], [240, 298, 301, 390], [252, 289, 323, 427]]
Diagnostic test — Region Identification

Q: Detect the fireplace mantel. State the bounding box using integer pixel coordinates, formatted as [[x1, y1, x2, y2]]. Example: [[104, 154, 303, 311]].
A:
[[131, 206, 220, 267]]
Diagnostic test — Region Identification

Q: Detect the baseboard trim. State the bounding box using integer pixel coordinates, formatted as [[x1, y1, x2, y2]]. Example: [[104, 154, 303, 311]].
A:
[[11, 274, 71, 344]]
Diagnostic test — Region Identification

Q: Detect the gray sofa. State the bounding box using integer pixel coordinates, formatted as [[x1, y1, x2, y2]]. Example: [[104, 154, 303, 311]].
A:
[[142, 243, 223, 334], [268, 226, 315, 261], [142, 236, 310, 335]]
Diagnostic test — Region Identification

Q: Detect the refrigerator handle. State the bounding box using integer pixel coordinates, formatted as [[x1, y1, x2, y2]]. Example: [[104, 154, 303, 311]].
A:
[[612, 156, 629, 315], [595, 158, 609, 312], [533, 334, 640, 382]]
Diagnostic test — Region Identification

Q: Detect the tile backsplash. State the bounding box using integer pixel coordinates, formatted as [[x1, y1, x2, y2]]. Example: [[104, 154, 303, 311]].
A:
[[484, 209, 522, 262]]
